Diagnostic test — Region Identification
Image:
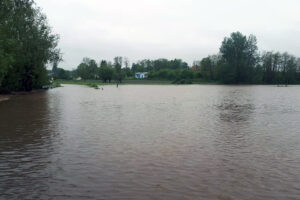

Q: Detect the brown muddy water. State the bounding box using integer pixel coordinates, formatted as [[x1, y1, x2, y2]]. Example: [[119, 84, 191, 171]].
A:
[[0, 85, 300, 200]]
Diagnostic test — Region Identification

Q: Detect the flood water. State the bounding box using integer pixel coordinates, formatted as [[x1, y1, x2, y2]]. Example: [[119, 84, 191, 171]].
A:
[[0, 85, 300, 200]]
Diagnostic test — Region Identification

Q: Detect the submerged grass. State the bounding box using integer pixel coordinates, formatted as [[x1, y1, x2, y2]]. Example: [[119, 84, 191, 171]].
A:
[[55, 79, 173, 86], [51, 82, 62, 88], [54, 79, 219, 87]]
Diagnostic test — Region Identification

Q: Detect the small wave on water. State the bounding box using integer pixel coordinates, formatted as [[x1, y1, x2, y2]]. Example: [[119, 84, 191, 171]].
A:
[[1, 85, 300, 200]]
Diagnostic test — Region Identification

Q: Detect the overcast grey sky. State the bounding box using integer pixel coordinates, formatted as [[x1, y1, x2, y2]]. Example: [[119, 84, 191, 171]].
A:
[[35, 0, 300, 69]]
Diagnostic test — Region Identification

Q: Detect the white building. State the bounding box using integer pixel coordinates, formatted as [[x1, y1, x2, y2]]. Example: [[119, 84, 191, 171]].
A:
[[135, 72, 148, 79]]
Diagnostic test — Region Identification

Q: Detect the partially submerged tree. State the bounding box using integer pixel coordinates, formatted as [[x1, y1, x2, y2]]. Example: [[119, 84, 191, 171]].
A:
[[0, 0, 61, 93]]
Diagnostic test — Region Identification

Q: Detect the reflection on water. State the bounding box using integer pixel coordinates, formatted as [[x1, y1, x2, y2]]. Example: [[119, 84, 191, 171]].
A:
[[217, 88, 255, 123], [0, 85, 300, 200], [0, 92, 55, 199]]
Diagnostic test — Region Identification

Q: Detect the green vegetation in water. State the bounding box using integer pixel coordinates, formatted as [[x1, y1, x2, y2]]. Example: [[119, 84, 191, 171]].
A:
[[55, 79, 174, 86], [87, 83, 99, 89], [51, 82, 62, 88], [55, 80, 102, 87], [41, 82, 62, 90]]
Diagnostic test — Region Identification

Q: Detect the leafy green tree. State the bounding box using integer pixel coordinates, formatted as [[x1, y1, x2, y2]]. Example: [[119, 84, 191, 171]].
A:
[[132, 63, 146, 73], [100, 60, 108, 68], [114, 56, 124, 82], [261, 52, 279, 84], [261, 52, 277, 83], [77, 63, 90, 80], [76, 58, 98, 80], [99, 60, 114, 82], [200, 57, 213, 80], [180, 70, 194, 79], [53, 68, 71, 80], [0, 0, 61, 92], [282, 52, 297, 84], [123, 57, 132, 77], [261, 51, 298, 84], [88, 59, 98, 79], [219, 32, 258, 83]]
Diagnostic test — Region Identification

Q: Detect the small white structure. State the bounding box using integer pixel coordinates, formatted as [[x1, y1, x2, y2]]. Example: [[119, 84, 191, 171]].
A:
[[135, 72, 148, 79]]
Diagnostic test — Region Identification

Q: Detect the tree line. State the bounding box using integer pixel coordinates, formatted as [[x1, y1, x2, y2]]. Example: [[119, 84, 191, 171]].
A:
[[53, 57, 197, 83], [194, 32, 300, 84], [55, 32, 300, 85], [0, 0, 61, 93]]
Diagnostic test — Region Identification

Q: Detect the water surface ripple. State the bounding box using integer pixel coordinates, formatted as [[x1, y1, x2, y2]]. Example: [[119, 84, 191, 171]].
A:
[[1, 85, 300, 200]]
